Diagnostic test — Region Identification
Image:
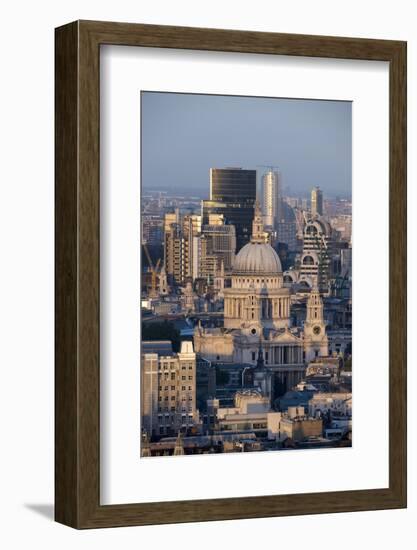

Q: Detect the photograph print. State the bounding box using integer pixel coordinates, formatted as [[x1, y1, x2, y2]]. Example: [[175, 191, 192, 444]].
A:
[[140, 91, 352, 458]]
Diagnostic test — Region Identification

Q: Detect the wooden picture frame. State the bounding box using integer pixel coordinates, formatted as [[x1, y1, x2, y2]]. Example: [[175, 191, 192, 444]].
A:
[[55, 20, 407, 528]]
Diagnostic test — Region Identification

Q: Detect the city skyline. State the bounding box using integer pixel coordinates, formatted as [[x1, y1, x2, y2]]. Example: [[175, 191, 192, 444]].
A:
[[141, 91, 352, 198], [140, 94, 352, 458]]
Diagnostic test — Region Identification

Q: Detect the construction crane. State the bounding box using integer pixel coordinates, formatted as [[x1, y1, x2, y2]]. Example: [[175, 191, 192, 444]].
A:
[[256, 164, 280, 171], [142, 243, 161, 298]]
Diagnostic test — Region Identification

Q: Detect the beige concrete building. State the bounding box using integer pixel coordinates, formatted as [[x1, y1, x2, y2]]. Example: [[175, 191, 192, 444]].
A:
[[163, 212, 201, 285], [279, 413, 323, 442], [141, 340, 199, 441], [214, 390, 282, 438], [308, 392, 352, 418]]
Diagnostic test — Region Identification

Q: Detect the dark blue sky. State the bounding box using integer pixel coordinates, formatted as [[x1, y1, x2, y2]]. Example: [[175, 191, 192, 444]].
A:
[[141, 92, 352, 199]]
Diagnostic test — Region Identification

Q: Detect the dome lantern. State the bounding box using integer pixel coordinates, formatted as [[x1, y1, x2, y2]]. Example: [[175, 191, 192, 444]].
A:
[[231, 200, 282, 275], [251, 200, 268, 244]]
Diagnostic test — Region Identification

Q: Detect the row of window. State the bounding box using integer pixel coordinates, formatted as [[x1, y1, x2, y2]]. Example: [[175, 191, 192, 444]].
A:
[[158, 378, 192, 390], [158, 406, 193, 413], [158, 364, 194, 371], [158, 385, 192, 393], [159, 393, 193, 401], [235, 278, 277, 284], [157, 414, 193, 421]]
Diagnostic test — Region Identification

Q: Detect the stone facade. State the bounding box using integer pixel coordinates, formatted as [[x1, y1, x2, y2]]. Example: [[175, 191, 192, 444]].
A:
[[141, 341, 199, 439]]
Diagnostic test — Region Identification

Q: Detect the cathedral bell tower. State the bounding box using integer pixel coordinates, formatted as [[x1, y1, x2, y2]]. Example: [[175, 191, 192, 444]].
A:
[[303, 287, 329, 362]]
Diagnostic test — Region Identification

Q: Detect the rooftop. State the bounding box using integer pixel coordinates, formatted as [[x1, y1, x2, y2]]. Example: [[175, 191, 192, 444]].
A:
[[142, 340, 174, 356]]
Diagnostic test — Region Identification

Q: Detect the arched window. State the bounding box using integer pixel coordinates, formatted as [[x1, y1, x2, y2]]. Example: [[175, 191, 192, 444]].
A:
[[306, 225, 318, 236], [303, 255, 315, 266]]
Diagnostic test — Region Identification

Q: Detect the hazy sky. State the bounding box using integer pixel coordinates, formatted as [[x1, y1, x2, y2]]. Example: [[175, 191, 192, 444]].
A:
[[141, 92, 352, 199]]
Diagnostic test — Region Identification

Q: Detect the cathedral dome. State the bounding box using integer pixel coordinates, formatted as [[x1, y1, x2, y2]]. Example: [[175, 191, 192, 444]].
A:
[[233, 242, 282, 274]]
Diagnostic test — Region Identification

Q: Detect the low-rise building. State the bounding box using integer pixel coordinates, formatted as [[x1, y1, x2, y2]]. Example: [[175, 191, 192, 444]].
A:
[[279, 413, 323, 442], [216, 390, 271, 434], [202, 390, 282, 440], [308, 392, 352, 418]]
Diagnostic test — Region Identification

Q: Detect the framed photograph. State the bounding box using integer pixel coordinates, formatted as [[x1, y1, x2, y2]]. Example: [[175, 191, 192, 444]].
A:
[[55, 20, 406, 528]]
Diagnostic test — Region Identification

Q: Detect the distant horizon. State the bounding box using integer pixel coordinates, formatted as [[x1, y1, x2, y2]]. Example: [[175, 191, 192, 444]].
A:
[[142, 184, 352, 201], [141, 92, 352, 199]]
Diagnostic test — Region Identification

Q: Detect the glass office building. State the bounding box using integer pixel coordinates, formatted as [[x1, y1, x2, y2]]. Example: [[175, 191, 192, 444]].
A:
[[202, 168, 257, 252]]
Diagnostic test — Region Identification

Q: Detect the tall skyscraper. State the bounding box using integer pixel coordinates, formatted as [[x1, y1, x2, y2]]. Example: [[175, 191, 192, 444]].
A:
[[202, 168, 256, 252], [261, 170, 281, 228], [311, 186, 323, 217]]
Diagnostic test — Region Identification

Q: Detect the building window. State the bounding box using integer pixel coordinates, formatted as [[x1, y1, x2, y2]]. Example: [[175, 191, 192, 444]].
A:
[[164, 396, 168, 401], [171, 385, 175, 390], [182, 376, 186, 380], [171, 396, 175, 401], [252, 352, 256, 361], [171, 373, 175, 380], [188, 376, 193, 380]]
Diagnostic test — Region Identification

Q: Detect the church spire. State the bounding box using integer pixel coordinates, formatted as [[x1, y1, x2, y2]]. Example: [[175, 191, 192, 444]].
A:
[[251, 200, 267, 243], [141, 430, 151, 457], [173, 431, 185, 456]]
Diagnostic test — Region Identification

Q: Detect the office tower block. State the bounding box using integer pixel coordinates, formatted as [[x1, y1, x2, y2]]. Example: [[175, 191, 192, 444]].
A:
[[200, 220, 236, 271], [202, 167, 256, 252]]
